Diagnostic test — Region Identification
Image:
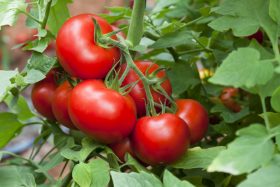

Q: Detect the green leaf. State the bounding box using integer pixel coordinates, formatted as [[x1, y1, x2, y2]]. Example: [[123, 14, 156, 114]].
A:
[[152, 0, 179, 13], [0, 165, 36, 187], [209, 0, 278, 42], [125, 154, 148, 172], [167, 63, 200, 96], [23, 37, 50, 53], [277, 135, 280, 151], [260, 112, 280, 128], [25, 52, 56, 76], [4, 95, 34, 122], [171, 147, 225, 170], [238, 155, 280, 187], [249, 40, 274, 60], [88, 158, 110, 187], [271, 87, 280, 112], [61, 138, 100, 162], [208, 124, 274, 175], [211, 105, 250, 123], [24, 69, 45, 84], [209, 48, 274, 88], [0, 70, 18, 101], [163, 170, 194, 187], [149, 29, 197, 49], [0, 113, 24, 148], [111, 171, 162, 187], [73, 162, 92, 187], [246, 73, 280, 98], [269, 0, 280, 23], [38, 152, 65, 172], [47, 0, 72, 35], [99, 7, 131, 24], [0, 0, 27, 29]]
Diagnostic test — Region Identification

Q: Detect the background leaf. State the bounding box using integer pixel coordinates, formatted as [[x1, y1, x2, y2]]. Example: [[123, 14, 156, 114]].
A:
[[111, 171, 162, 187], [171, 147, 225, 169], [208, 124, 274, 175], [163, 170, 194, 187], [209, 48, 274, 88], [0, 0, 27, 29], [0, 113, 24, 148]]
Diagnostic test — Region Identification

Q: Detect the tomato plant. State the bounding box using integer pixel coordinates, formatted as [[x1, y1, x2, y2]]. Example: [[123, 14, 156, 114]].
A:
[[1, 0, 280, 186]]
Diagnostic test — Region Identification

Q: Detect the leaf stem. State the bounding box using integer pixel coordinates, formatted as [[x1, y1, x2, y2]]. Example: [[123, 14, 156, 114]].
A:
[[260, 95, 271, 130], [61, 171, 72, 187], [123, 50, 157, 115], [41, 0, 53, 29], [18, 9, 42, 25]]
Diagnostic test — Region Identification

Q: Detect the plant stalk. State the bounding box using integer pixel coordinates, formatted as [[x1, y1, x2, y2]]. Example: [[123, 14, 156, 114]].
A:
[[127, 0, 146, 47]]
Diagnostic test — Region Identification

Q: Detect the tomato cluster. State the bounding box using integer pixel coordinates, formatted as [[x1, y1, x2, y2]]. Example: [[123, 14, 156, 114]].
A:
[[31, 14, 209, 166]]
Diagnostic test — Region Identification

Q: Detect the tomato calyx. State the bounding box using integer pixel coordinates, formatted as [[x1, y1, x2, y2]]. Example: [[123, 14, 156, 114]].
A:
[[92, 18, 126, 50]]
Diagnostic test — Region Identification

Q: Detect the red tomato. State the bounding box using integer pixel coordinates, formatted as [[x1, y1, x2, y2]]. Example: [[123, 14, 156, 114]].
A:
[[220, 87, 241, 113], [132, 113, 190, 165], [247, 30, 263, 43], [31, 71, 57, 120], [68, 80, 137, 144], [109, 138, 134, 162], [52, 81, 76, 129], [56, 14, 120, 79], [119, 61, 172, 117], [175, 99, 209, 144]]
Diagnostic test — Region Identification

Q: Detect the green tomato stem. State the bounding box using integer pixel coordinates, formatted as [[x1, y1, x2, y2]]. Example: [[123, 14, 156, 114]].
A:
[[41, 0, 53, 29], [18, 9, 43, 25], [123, 50, 157, 115], [260, 95, 271, 131], [127, 0, 146, 47], [61, 171, 73, 187]]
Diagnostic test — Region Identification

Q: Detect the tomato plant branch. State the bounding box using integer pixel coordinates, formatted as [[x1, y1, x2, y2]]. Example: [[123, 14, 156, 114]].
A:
[[127, 0, 146, 47], [61, 171, 72, 187], [260, 95, 271, 130], [123, 50, 157, 115], [41, 0, 53, 29], [18, 9, 42, 25]]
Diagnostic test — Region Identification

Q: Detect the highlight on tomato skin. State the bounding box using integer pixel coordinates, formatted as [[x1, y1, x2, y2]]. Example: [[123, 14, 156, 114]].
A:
[[131, 113, 190, 166], [56, 14, 121, 80], [175, 99, 209, 144], [68, 79, 137, 144]]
